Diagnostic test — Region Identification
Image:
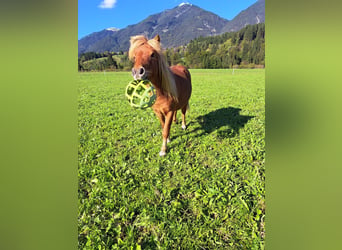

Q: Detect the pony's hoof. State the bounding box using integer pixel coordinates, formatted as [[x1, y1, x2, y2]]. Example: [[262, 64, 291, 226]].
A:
[[159, 151, 166, 157], [182, 124, 186, 130]]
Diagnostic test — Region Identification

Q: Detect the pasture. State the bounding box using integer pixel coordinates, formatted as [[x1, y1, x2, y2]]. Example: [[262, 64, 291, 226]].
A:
[[78, 69, 265, 249]]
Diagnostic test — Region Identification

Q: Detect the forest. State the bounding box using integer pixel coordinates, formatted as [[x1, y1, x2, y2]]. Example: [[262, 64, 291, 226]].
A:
[[78, 23, 265, 71]]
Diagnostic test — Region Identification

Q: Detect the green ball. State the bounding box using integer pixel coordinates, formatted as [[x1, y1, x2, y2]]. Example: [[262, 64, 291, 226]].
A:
[[125, 80, 156, 109]]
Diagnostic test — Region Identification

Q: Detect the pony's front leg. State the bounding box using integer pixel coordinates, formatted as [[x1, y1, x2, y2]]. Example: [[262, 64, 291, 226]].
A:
[[159, 111, 174, 156], [155, 111, 165, 129]]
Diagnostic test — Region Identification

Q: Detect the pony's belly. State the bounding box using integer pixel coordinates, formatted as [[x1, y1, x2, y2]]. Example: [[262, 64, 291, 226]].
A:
[[152, 98, 186, 113]]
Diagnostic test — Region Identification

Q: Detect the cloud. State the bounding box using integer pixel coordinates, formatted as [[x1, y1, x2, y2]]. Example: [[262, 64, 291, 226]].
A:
[[98, 0, 117, 9]]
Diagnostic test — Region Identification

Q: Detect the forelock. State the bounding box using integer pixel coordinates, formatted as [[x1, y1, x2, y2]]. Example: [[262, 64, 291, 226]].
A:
[[129, 35, 148, 60]]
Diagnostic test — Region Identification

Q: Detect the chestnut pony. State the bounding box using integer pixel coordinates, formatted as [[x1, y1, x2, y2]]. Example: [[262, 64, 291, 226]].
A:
[[129, 35, 192, 156]]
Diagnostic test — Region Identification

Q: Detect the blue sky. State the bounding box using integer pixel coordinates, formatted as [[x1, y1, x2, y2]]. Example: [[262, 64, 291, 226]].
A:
[[78, 0, 257, 39]]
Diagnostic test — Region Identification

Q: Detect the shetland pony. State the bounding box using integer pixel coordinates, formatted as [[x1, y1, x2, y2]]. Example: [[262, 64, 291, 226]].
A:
[[129, 35, 192, 156]]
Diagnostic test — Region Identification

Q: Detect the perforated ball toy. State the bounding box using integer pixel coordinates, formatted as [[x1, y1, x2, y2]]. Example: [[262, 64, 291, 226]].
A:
[[125, 79, 156, 109]]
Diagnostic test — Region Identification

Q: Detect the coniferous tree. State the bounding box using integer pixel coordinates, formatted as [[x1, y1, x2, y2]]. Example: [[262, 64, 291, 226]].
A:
[[106, 54, 114, 68]]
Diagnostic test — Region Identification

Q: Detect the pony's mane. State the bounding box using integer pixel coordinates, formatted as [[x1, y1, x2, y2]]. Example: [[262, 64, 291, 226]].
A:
[[129, 35, 178, 101]]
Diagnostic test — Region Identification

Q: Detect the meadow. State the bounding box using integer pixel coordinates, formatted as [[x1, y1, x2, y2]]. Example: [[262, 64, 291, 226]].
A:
[[78, 69, 265, 249]]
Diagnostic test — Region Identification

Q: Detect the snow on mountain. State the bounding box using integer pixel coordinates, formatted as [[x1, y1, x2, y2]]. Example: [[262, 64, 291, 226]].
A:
[[178, 2, 192, 7], [106, 27, 120, 32]]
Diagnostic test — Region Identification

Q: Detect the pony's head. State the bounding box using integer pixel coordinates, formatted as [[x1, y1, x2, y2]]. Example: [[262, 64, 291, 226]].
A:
[[129, 35, 178, 100]]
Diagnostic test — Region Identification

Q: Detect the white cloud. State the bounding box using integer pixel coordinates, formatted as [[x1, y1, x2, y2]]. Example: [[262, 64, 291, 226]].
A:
[[98, 0, 117, 9]]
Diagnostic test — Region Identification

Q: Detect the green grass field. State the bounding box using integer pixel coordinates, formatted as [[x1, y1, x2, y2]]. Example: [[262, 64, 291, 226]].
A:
[[78, 69, 265, 249]]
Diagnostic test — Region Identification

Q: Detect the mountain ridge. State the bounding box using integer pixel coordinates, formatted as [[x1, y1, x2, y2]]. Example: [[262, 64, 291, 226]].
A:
[[78, 2, 264, 55], [221, 0, 265, 33]]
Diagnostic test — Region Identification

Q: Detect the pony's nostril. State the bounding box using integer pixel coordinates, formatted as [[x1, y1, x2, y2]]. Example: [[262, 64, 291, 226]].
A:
[[132, 67, 145, 79]]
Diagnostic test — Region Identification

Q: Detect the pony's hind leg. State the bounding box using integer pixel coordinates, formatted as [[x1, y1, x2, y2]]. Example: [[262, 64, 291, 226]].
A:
[[173, 111, 177, 123], [181, 104, 188, 130]]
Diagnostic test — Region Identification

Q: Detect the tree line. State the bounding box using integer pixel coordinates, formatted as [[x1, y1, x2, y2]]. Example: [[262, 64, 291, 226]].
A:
[[78, 23, 264, 71], [165, 23, 265, 69], [78, 51, 132, 71]]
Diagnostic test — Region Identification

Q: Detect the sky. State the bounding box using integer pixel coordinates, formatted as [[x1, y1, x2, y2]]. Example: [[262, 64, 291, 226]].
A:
[[78, 0, 257, 39]]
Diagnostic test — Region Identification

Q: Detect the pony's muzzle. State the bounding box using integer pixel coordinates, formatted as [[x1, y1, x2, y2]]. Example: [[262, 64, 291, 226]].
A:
[[132, 67, 146, 80]]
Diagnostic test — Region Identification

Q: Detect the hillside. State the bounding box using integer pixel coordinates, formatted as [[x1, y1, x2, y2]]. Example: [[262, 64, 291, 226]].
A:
[[78, 23, 265, 71], [183, 23, 265, 68]]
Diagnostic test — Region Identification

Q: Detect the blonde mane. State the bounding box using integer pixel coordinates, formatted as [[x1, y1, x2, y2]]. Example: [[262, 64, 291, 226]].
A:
[[129, 35, 178, 101]]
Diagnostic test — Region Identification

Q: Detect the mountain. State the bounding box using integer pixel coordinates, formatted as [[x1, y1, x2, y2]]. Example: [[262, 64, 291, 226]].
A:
[[78, 3, 229, 55], [78, 29, 120, 55], [221, 0, 265, 33], [78, 2, 265, 55]]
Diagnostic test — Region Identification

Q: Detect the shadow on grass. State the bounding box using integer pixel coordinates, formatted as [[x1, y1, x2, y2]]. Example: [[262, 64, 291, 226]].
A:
[[191, 107, 254, 139], [167, 107, 254, 152]]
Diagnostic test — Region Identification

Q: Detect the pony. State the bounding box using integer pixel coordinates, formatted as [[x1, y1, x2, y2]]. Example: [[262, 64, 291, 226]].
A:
[[129, 34, 192, 156]]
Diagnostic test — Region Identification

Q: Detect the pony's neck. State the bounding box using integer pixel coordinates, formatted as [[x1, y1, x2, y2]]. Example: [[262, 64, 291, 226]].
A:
[[150, 67, 176, 99], [150, 75, 168, 96]]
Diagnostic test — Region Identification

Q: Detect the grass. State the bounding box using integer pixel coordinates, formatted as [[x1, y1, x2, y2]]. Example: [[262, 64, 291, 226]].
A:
[[78, 69, 265, 249]]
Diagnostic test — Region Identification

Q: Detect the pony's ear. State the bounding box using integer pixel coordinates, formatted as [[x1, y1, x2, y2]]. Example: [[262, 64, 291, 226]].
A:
[[153, 34, 160, 43]]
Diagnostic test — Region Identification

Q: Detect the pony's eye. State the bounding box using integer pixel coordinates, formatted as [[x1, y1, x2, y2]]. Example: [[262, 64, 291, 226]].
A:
[[151, 53, 155, 58]]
